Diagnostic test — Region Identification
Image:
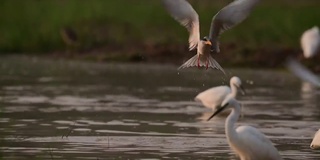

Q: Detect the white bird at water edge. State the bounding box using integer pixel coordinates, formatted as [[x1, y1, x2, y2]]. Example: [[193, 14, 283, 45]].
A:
[[207, 97, 283, 160], [195, 76, 245, 112], [162, 0, 260, 73], [285, 26, 320, 86]]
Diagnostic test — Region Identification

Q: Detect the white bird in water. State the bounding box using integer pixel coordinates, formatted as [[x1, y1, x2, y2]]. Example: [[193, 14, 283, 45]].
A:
[[301, 26, 320, 59], [207, 97, 283, 160], [311, 129, 320, 150], [195, 76, 245, 111], [286, 26, 320, 86], [162, 0, 260, 73]]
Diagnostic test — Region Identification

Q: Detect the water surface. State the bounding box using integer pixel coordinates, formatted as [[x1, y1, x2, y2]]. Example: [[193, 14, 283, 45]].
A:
[[0, 56, 319, 159]]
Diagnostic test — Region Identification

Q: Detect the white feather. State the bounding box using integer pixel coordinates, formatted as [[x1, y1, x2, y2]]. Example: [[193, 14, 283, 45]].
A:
[[196, 86, 231, 109], [301, 26, 320, 58], [195, 76, 243, 111], [162, 0, 200, 51], [311, 129, 320, 150], [209, 0, 260, 52], [285, 58, 320, 87]]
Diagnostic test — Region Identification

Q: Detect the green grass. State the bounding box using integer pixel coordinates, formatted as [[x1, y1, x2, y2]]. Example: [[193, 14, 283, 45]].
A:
[[0, 0, 319, 54]]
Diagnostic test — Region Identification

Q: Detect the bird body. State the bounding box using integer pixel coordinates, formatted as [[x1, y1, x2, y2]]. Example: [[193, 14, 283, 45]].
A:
[[311, 129, 320, 149], [195, 85, 231, 110], [301, 26, 320, 58], [178, 38, 224, 72], [195, 76, 244, 111], [207, 98, 282, 160], [231, 126, 282, 160], [162, 0, 259, 72]]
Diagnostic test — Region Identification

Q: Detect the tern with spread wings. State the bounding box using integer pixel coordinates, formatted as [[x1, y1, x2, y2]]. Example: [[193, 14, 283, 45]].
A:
[[162, 0, 260, 73]]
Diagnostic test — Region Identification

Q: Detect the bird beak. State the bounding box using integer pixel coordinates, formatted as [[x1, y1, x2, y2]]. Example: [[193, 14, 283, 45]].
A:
[[207, 103, 229, 121], [239, 85, 246, 95], [310, 144, 320, 149], [205, 40, 212, 46], [310, 144, 315, 149]]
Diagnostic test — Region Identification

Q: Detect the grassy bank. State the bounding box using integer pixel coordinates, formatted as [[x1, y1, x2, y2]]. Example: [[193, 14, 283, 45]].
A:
[[0, 0, 320, 68]]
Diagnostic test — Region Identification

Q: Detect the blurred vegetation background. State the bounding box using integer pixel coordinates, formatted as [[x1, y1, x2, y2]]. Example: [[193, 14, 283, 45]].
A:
[[0, 0, 319, 69]]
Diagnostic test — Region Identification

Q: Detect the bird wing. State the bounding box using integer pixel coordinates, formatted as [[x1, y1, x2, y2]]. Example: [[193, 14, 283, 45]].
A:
[[285, 58, 320, 87], [236, 126, 282, 159], [209, 0, 259, 41], [162, 0, 200, 51], [195, 86, 231, 109]]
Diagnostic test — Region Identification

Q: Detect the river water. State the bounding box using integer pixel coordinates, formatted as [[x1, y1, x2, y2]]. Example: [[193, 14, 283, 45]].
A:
[[0, 56, 319, 159]]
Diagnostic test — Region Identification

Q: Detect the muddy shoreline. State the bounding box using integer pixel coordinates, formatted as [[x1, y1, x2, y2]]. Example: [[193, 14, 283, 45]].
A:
[[43, 43, 320, 73]]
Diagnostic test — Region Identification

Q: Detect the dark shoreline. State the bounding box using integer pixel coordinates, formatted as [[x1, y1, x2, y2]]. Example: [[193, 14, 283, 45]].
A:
[[35, 43, 320, 73]]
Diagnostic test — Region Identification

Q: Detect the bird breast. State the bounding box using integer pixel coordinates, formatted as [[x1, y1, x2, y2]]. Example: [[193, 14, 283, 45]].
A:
[[197, 41, 212, 56]]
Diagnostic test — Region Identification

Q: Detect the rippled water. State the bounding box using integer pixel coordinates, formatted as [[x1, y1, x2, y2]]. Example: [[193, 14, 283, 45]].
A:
[[0, 56, 320, 159]]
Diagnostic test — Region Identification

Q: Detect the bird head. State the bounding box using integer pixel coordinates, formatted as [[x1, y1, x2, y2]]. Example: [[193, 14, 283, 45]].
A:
[[310, 144, 319, 150], [231, 76, 246, 95], [202, 36, 212, 46]]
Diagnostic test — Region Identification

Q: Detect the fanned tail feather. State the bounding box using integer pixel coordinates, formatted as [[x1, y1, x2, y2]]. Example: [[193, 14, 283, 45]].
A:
[[177, 55, 198, 69], [178, 54, 225, 75], [207, 54, 225, 75]]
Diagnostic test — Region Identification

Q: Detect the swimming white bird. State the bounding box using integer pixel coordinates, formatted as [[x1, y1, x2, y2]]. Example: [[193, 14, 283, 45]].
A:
[[311, 129, 320, 150], [207, 97, 283, 160], [162, 0, 260, 72], [301, 26, 320, 59], [195, 76, 245, 111]]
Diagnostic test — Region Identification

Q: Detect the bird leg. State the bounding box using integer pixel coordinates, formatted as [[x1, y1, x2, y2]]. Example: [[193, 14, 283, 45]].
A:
[[197, 57, 200, 68], [206, 59, 209, 70]]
